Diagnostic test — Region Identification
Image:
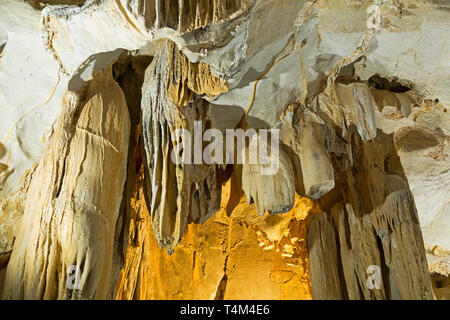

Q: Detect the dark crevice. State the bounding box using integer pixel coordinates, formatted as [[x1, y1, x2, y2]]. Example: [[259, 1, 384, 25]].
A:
[[112, 54, 152, 261], [355, 270, 365, 299], [431, 272, 450, 300], [0, 250, 12, 270], [27, 0, 85, 10], [368, 75, 412, 93], [214, 255, 230, 300], [376, 235, 391, 299], [332, 216, 350, 300], [0, 42, 6, 55]]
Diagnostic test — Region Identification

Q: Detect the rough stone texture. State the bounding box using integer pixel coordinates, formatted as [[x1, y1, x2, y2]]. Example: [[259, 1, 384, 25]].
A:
[[392, 107, 450, 277], [1, 66, 130, 299], [116, 179, 316, 300], [241, 145, 296, 216], [0, 0, 448, 299], [140, 40, 227, 252], [306, 117, 437, 299], [307, 212, 344, 300]]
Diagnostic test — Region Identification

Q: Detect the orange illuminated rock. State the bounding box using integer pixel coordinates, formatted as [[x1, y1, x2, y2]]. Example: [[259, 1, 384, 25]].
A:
[[116, 178, 319, 300]]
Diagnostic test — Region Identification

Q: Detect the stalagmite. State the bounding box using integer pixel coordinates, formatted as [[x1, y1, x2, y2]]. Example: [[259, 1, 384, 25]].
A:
[[307, 212, 345, 300], [1, 66, 130, 299]]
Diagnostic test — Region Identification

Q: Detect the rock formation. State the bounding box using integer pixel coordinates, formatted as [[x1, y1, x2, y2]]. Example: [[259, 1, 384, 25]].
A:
[[0, 0, 449, 299]]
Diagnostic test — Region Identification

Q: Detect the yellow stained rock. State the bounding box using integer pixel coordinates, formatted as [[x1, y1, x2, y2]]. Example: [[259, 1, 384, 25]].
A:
[[117, 177, 320, 300], [166, 42, 228, 107]]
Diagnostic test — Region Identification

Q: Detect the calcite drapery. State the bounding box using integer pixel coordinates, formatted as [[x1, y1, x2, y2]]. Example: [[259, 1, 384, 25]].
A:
[[140, 40, 228, 252]]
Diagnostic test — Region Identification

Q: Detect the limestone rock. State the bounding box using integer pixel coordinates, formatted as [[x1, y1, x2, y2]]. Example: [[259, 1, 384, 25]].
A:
[[116, 180, 315, 300], [0, 0, 449, 300], [308, 132, 434, 300], [242, 145, 296, 216], [140, 40, 226, 252], [1, 66, 130, 299], [307, 212, 344, 300]]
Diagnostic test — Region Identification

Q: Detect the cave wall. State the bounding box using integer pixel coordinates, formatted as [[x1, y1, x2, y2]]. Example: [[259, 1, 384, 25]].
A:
[[0, 0, 449, 299]]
